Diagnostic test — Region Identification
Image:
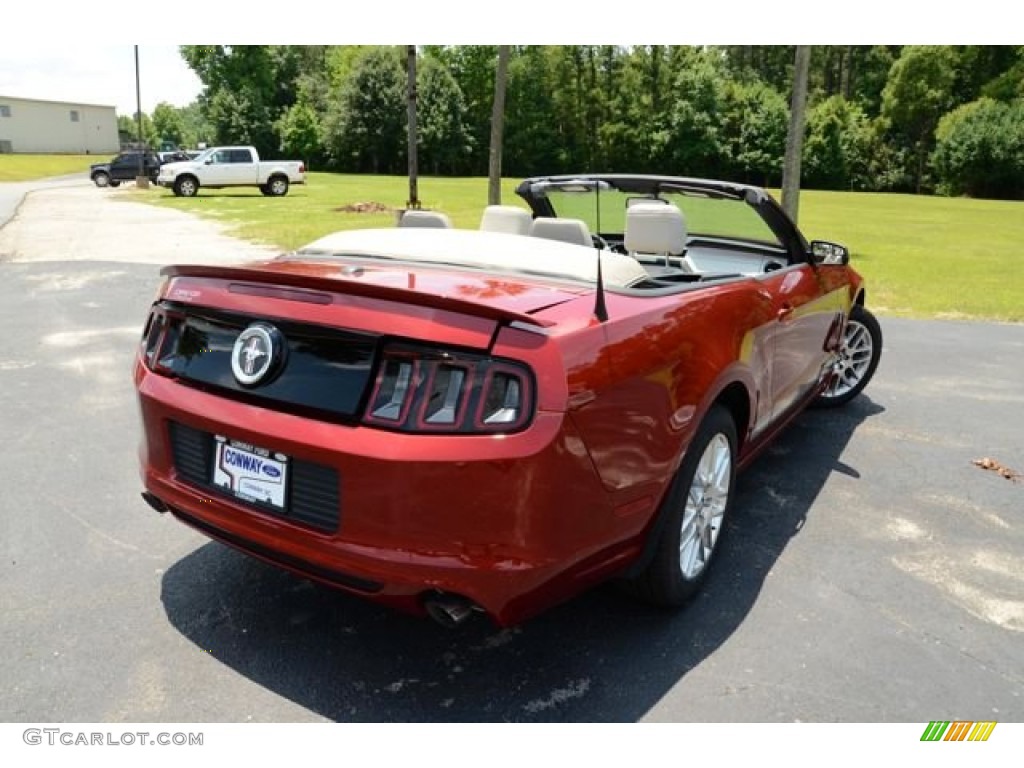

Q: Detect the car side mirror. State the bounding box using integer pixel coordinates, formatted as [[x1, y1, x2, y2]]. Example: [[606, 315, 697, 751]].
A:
[[809, 240, 849, 266]]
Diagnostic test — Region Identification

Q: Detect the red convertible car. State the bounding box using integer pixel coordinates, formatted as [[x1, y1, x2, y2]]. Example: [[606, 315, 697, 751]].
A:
[[134, 174, 881, 627]]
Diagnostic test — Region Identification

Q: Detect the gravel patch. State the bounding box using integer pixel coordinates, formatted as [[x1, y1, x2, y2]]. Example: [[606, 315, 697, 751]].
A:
[[0, 185, 281, 266]]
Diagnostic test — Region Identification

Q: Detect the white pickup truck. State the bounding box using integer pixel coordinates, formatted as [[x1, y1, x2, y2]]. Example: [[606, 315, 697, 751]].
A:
[[155, 146, 306, 197]]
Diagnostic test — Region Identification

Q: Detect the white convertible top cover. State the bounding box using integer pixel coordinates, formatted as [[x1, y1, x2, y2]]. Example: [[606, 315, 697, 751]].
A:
[[299, 228, 649, 289]]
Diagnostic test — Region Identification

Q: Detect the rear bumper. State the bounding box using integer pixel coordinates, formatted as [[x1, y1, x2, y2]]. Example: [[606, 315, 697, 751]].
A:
[[136, 362, 634, 626]]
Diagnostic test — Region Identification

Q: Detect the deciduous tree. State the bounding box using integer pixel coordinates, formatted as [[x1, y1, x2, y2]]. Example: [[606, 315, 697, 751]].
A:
[[323, 47, 406, 174], [933, 98, 1024, 199], [151, 102, 185, 148], [419, 55, 473, 176], [277, 102, 321, 167], [803, 96, 873, 190], [665, 50, 728, 177], [721, 81, 787, 186], [881, 45, 957, 192], [181, 45, 293, 157]]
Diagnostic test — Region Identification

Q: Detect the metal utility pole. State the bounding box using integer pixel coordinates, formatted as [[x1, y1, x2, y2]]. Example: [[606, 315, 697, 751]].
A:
[[781, 45, 811, 222], [134, 45, 149, 189], [406, 45, 419, 210]]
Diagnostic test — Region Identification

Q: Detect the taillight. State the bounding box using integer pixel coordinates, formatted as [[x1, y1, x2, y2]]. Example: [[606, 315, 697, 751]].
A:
[[480, 371, 522, 425], [364, 343, 533, 434], [140, 309, 166, 369]]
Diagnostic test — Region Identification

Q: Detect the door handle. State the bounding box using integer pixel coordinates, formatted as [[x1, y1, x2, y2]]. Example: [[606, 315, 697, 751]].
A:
[[777, 304, 795, 321]]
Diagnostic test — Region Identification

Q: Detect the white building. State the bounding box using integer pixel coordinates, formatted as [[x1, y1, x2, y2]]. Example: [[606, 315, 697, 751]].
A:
[[0, 95, 119, 154]]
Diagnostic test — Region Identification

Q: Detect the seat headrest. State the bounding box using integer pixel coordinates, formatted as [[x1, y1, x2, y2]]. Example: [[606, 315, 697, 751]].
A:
[[624, 202, 686, 254], [529, 217, 593, 248], [398, 210, 453, 229], [480, 205, 532, 235]]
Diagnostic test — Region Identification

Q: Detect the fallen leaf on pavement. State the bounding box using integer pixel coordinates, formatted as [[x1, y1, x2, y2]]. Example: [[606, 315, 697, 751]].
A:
[[972, 457, 1021, 482]]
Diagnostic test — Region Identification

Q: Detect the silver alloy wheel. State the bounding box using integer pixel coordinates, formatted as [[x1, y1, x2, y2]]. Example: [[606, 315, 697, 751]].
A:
[[679, 433, 731, 579], [177, 178, 197, 197], [824, 318, 874, 399], [269, 177, 288, 195], [93, 172, 109, 187]]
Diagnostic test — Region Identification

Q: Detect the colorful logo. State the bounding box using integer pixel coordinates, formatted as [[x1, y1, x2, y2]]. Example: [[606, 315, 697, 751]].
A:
[[921, 721, 997, 742]]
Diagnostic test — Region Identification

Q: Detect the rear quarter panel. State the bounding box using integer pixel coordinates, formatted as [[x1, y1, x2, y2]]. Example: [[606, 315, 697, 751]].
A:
[[539, 281, 775, 539]]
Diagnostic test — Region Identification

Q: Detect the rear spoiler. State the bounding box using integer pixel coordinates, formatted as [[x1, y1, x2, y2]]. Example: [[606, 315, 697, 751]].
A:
[[160, 263, 552, 328]]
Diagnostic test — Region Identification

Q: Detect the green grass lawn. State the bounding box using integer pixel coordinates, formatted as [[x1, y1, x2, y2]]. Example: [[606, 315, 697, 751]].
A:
[[140, 173, 528, 251], [135, 173, 1024, 322], [0, 154, 101, 182], [796, 191, 1024, 322]]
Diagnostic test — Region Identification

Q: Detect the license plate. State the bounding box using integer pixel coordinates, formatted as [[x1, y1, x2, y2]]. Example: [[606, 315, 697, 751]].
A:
[[212, 436, 288, 510]]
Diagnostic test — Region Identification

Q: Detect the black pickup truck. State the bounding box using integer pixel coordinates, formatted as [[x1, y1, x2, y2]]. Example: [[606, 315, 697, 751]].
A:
[[90, 151, 162, 188]]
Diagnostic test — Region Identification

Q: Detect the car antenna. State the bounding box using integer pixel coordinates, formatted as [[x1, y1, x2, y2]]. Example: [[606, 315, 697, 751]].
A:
[[593, 179, 608, 323]]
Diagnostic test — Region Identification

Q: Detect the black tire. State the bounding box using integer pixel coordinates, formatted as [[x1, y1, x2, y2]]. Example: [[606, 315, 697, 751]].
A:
[[266, 175, 289, 196], [92, 171, 110, 188], [627, 405, 738, 606], [173, 175, 199, 198], [108, 180, 121, 188], [814, 305, 882, 408], [258, 184, 272, 196]]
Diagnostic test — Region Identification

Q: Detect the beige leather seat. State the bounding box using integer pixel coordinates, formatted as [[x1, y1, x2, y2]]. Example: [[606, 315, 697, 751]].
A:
[[529, 217, 594, 248], [398, 210, 453, 228], [480, 205, 532, 235], [624, 202, 687, 267]]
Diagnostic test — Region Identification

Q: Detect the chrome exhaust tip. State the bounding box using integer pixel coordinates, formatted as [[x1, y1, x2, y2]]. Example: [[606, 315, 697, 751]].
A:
[[423, 592, 480, 629]]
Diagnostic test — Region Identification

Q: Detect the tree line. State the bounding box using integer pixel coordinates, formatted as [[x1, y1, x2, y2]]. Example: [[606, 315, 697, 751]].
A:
[[129, 45, 1024, 200]]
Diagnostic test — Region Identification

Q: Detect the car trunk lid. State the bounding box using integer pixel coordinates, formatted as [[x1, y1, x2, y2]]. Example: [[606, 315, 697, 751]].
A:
[[161, 260, 586, 328], [147, 261, 586, 423]]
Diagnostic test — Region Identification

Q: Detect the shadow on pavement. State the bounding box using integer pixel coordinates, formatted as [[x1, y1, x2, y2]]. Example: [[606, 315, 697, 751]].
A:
[[153, 190, 309, 199], [161, 396, 884, 722]]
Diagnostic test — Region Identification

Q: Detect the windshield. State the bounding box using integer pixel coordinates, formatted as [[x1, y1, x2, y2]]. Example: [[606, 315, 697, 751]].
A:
[[191, 148, 214, 163], [543, 186, 782, 247]]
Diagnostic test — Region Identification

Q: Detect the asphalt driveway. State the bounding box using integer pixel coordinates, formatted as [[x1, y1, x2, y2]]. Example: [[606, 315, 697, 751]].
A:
[[0, 186, 1020, 722]]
